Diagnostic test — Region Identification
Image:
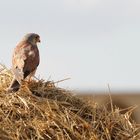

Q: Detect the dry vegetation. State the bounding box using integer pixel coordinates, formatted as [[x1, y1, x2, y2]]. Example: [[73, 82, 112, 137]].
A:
[[0, 65, 139, 140]]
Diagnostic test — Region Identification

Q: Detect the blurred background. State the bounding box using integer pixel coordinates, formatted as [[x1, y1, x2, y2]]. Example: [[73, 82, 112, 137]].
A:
[[79, 93, 140, 123], [0, 0, 140, 122]]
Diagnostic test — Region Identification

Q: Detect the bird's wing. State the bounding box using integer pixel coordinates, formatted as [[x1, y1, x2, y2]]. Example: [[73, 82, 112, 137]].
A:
[[12, 42, 39, 83]]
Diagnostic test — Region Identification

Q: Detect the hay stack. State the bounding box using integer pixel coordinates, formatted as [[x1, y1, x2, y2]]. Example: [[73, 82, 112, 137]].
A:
[[0, 65, 139, 140]]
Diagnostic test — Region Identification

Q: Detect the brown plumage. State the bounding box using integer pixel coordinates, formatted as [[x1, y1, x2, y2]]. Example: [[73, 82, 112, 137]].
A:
[[7, 33, 40, 92]]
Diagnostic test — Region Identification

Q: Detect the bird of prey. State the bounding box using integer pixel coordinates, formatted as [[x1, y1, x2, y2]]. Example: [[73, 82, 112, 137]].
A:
[[7, 33, 40, 92]]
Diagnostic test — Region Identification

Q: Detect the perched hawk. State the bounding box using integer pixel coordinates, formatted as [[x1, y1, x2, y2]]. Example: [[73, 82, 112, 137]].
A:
[[8, 33, 40, 92]]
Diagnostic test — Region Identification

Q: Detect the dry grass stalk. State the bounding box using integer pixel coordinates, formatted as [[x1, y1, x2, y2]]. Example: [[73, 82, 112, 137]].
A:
[[0, 65, 139, 140]]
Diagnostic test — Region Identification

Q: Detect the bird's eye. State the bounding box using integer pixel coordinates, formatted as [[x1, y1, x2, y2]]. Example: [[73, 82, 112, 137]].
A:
[[35, 35, 40, 42], [36, 36, 39, 39]]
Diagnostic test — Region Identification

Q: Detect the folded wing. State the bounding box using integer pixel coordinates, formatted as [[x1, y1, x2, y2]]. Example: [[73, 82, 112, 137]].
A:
[[8, 42, 39, 92]]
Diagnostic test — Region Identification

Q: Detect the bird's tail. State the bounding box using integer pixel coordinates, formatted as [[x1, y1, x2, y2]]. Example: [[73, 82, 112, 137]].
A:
[[7, 78, 20, 93]]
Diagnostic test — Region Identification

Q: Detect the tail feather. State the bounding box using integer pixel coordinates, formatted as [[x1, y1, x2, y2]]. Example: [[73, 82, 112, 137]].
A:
[[7, 78, 20, 93]]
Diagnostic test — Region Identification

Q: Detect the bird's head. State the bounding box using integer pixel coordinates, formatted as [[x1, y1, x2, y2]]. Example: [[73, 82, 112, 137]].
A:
[[23, 33, 41, 45]]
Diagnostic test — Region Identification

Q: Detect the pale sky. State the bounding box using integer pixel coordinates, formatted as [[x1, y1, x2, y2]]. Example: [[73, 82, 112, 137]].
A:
[[0, 0, 140, 91]]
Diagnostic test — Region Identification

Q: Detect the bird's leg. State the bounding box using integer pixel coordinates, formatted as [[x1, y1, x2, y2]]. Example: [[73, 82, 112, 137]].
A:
[[25, 70, 36, 82]]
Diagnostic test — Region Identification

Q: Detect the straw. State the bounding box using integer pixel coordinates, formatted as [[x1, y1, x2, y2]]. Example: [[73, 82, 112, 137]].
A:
[[0, 64, 139, 140]]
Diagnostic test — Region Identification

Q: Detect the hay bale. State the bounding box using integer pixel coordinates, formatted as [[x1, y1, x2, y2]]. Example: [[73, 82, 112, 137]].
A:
[[0, 65, 139, 140]]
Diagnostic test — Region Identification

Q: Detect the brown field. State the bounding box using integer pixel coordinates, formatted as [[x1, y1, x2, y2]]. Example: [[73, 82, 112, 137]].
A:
[[79, 93, 140, 123]]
